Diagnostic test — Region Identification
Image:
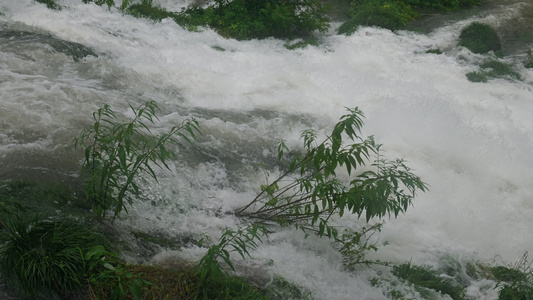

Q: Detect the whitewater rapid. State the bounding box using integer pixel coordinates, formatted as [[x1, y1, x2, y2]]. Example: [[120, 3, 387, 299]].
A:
[[1, 0, 532, 298]]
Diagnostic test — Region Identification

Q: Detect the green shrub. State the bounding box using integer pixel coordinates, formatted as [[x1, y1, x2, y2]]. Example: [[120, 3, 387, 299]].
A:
[[74, 101, 199, 220], [339, 0, 417, 34], [201, 0, 330, 40], [0, 214, 110, 299], [392, 262, 467, 300], [458, 22, 502, 54]]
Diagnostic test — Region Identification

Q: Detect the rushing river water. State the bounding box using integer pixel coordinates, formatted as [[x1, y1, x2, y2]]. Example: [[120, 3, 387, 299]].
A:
[[1, 0, 533, 299]]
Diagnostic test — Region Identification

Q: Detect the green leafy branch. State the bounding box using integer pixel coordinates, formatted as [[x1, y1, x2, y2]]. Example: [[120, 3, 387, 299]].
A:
[[199, 107, 427, 283], [75, 101, 200, 220], [236, 107, 428, 240]]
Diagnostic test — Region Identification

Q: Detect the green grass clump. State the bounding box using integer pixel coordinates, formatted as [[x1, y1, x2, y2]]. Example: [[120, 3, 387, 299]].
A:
[[392, 262, 467, 300], [0, 214, 111, 299], [489, 253, 533, 300], [459, 22, 502, 54]]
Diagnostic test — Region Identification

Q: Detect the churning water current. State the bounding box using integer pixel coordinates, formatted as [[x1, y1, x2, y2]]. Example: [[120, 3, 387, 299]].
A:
[[1, 0, 533, 298]]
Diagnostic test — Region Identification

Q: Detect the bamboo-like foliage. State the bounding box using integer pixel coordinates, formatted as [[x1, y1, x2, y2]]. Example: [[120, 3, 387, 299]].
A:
[[75, 101, 200, 220], [236, 107, 428, 239]]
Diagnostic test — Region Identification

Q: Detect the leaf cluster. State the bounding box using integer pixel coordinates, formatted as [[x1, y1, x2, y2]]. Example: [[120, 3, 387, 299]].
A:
[[197, 107, 426, 285], [74, 101, 200, 220], [236, 107, 427, 241]]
